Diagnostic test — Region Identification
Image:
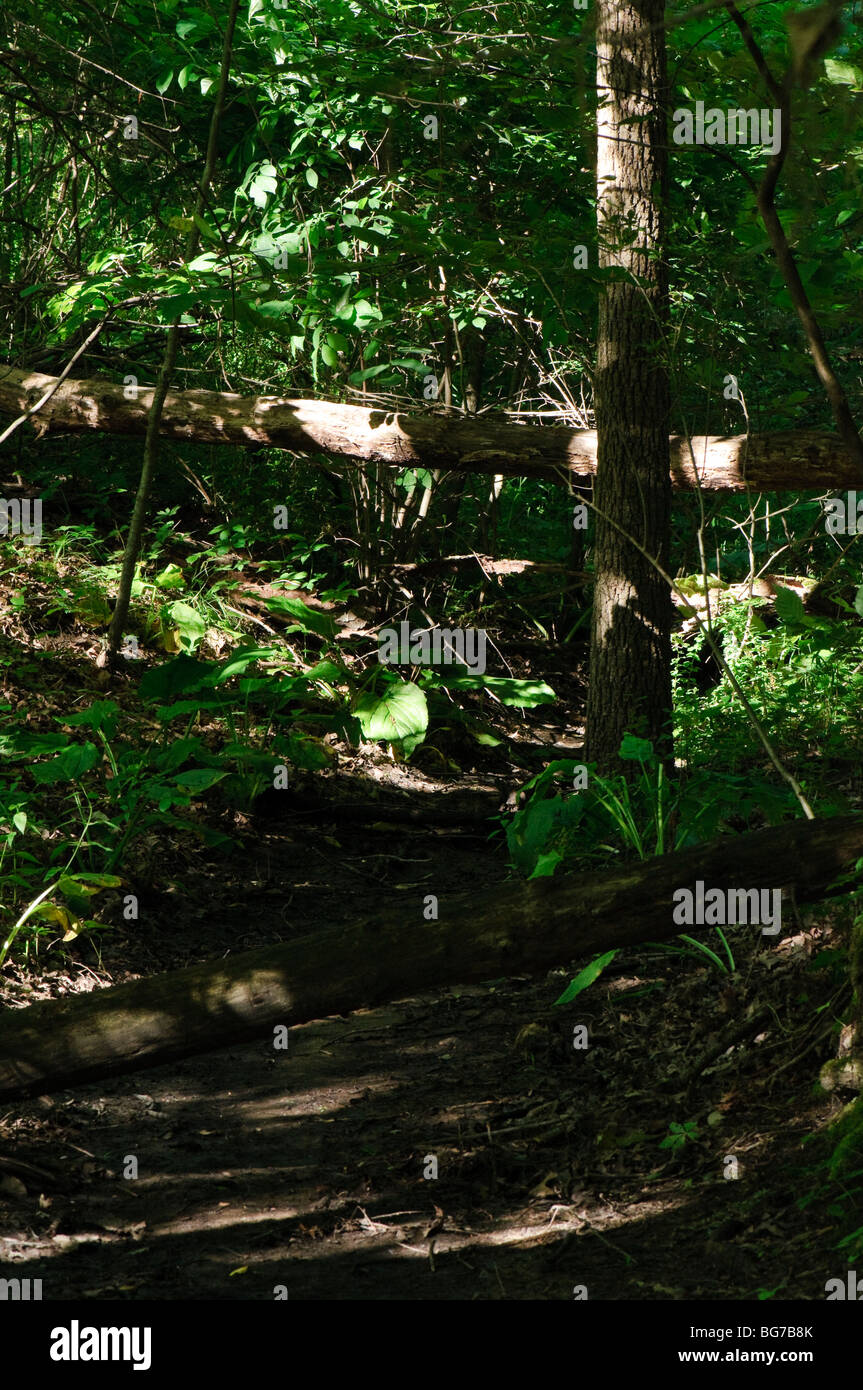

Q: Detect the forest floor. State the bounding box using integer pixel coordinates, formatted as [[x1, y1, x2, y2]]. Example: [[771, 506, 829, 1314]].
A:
[[0, 578, 858, 1300], [0, 814, 852, 1301]]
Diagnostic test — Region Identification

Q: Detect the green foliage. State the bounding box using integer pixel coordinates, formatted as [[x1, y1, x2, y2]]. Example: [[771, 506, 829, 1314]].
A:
[[0, 872, 123, 969], [554, 951, 618, 1007], [354, 677, 429, 758], [673, 577, 863, 770], [503, 737, 798, 883], [3, 0, 863, 1008], [660, 1120, 700, 1152]]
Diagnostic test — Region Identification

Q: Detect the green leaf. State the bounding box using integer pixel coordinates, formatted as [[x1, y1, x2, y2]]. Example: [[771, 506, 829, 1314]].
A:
[[0, 731, 69, 757], [211, 646, 281, 683], [619, 734, 656, 764], [192, 213, 219, 243], [398, 467, 433, 492], [354, 680, 428, 747], [529, 849, 564, 879], [554, 951, 618, 1006], [824, 59, 863, 87], [168, 601, 207, 652], [62, 700, 120, 735], [173, 768, 228, 792], [427, 674, 556, 707], [256, 299, 297, 324], [140, 655, 216, 701], [506, 792, 586, 875], [265, 595, 336, 639], [348, 364, 393, 383], [466, 721, 503, 746], [31, 742, 100, 784], [774, 586, 806, 625], [305, 167, 319, 188], [351, 298, 383, 327], [63, 872, 123, 889], [154, 563, 185, 590], [390, 359, 428, 374]]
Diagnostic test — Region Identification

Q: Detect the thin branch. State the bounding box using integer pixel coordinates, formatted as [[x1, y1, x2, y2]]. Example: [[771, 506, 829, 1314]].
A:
[[0, 315, 108, 446]]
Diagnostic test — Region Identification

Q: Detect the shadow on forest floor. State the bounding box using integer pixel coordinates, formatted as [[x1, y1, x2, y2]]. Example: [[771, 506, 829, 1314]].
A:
[[0, 807, 852, 1300]]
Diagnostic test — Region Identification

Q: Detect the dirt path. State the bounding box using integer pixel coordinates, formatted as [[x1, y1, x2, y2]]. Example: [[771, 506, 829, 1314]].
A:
[[0, 813, 850, 1300]]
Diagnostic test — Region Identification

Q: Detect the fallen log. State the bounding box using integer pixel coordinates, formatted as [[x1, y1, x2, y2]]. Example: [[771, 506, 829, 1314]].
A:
[[0, 364, 860, 490], [0, 814, 861, 1101], [385, 554, 578, 578]]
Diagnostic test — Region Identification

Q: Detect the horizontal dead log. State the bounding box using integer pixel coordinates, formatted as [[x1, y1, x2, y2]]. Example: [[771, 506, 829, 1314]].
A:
[[1, 364, 860, 490], [0, 814, 861, 1101], [386, 554, 577, 578], [255, 768, 509, 824]]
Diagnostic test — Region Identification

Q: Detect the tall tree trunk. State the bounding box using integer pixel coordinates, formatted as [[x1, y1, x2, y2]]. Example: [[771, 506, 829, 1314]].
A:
[[586, 0, 673, 771]]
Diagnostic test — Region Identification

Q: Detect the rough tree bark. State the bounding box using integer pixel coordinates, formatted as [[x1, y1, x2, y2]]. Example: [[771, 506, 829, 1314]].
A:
[[0, 813, 860, 1101], [586, 0, 673, 771]]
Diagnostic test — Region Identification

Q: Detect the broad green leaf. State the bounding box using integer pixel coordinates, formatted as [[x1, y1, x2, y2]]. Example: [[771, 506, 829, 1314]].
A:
[[0, 731, 69, 756], [824, 59, 863, 87], [212, 646, 281, 683], [62, 701, 120, 735], [351, 298, 383, 327], [265, 595, 336, 638], [354, 680, 428, 745], [168, 601, 207, 652], [529, 849, 564, 879], [173, 768, 228, 792], [428, 673, 556, 707], [154, 563, 185, 590], [140, 655, 216, 701], [774, 586, 806, 625], [31, 742, 100, 784], [619, 734, 656, 764], [256, 299, 296, 321]]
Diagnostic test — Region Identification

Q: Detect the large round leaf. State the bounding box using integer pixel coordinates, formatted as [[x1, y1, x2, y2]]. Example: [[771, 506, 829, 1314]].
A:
[[354, 680, 428, 750]]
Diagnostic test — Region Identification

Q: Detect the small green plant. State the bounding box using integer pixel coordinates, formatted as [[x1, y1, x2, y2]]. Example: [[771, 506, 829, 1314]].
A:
[[554, 950, 618, 1006], [660, 1120, 699, 1152], [650, 931, 735, 975], [207, 520, 268, 558], [0, 870, 124, 967]]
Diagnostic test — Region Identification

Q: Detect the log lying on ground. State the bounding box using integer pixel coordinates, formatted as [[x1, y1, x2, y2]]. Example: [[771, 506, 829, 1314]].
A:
[[1, 364, 860, 490], [0, 814, 861, 1101], [260, 766, 509, 825], [385, 554, 579, 579]]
